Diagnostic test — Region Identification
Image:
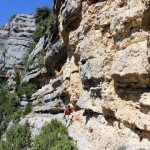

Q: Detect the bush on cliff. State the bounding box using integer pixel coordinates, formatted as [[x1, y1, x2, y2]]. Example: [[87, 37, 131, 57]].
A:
[[23, 102, 33, 116], [0, 119, 77, 150], [0, 84, 20, 137], [33, 26, 45, 43], [32, 119, 77, 150], [35, 7, 52, 24], [0, 82, 35, 137], [0, 123, 31, 150], [33, 7, 55, 43], [17, 83, 36, 99]]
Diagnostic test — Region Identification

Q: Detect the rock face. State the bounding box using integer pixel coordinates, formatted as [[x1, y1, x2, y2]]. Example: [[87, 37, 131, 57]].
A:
[[3, 0, 150, 150], [0, 14, 36, 81]]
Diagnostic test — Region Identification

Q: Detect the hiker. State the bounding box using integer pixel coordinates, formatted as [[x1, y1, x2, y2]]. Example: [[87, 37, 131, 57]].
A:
[[63, 104, 73, 127]]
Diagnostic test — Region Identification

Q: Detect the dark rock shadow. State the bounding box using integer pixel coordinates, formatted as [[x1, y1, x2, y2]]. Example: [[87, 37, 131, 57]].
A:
[[112, 74, 150, 103], [83, 109, 99, 125]]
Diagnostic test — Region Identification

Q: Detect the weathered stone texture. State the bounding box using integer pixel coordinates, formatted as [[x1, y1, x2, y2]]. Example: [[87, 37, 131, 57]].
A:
[[19, 0, 150, 149], [0, 14, 36, 70]]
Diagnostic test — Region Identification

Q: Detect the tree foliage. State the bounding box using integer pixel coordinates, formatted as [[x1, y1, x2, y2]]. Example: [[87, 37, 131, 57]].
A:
[[12, 65, 36, 98], [0, 123, 31, 150], [35, 7, 52, 24], [23, 102, 33, 116], [0, 82, 35, 137], [0, 119, 77, 150], [0, 84, 19, 137], [33, 7, 55, 43], [32, 119, 77, 150], [17, 83, 36, 99]]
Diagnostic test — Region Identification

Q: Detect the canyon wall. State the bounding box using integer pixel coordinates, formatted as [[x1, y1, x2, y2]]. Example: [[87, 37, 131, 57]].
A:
[[23, 0, 150, 149], [1, 0, 150, 149], [0, 14, 36, 82]]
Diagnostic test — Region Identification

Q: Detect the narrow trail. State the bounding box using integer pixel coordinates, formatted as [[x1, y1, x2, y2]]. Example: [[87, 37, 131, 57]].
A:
[[68, 122, 96, 150]]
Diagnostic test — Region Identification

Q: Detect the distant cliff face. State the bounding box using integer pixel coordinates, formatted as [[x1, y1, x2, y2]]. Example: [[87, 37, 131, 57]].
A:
[[2, 1, 150, 149], [0, 14, 36, 80]]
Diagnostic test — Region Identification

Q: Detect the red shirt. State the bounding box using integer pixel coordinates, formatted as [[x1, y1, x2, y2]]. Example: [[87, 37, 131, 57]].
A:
[[64, 108, 73, 115]]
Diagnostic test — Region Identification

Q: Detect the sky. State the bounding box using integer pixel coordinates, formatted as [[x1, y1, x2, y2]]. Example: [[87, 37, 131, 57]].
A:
[[0, 0, 53, 25]]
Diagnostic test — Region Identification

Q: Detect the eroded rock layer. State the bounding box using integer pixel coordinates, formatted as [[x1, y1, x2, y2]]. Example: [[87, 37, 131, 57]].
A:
[[0, 14, 36, 82], [8, 0, 150, 149]]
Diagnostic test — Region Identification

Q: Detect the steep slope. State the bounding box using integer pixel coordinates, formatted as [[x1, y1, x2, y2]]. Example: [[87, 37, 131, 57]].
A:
[[1, 0, 150, 150], [0, 14, 36, 82]]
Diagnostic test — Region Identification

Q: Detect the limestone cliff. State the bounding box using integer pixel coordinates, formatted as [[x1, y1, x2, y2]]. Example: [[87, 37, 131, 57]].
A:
[[2, 0, 150, 150], [0, 14, 36, 82]]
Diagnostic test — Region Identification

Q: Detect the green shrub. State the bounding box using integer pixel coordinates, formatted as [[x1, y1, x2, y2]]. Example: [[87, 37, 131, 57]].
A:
[[23, 102, 33, 116], [35, 7, 52, 24], [0, 84, 20, 137], [33, 26, 45, 43], [25, 59, 34, 71], [17, 83, 36, 99], [23, 83, 36, 98], [33, 18, 55, 43], [32, 119, 77, 150], [50, 138, 78, 150], [1, 123, 31, 150], [42, 16, 55, 30], [0, 140, 7, 150], [13, 65, 22, 93], [33, 7, 55, 43], [37, 49, 45, 68], [12, 110, 23, 122], [36, 99, 43, 106], [0, 82, 35, 137], [28, 42, 36, 54]]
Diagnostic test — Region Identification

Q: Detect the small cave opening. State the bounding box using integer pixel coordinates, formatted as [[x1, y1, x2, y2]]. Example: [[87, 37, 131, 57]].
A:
[[50, 21, 59, 44], [62, 0, 82, 34], [67, 12, 82, 32], [55, 55, 68, 72], [102, 107, 116, 118], [45, 47, 68, 78]]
